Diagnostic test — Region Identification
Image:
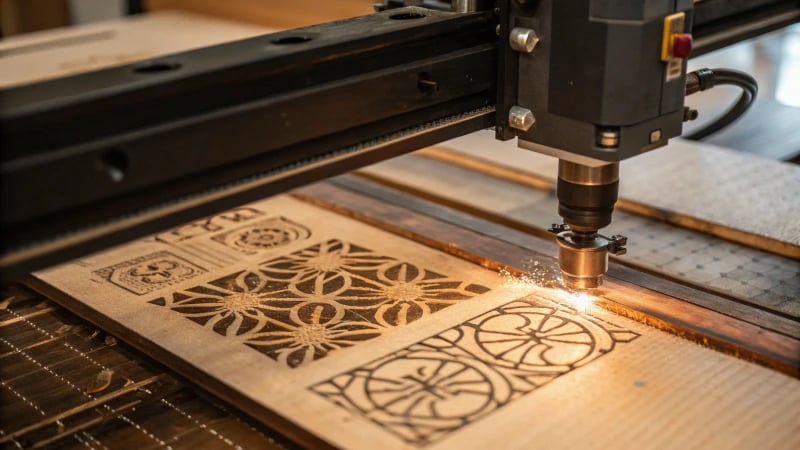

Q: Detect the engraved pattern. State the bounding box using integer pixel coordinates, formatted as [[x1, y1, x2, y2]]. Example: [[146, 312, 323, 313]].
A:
[[150, 239, 490, 367], [311, 298, 639, 446], [94, 251, 206, 295], [211, 217, 311, 255], [155, 207, 265, 244]]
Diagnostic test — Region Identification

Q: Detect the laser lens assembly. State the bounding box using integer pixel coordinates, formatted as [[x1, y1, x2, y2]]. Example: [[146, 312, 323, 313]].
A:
[[551, 160, 627, 290]]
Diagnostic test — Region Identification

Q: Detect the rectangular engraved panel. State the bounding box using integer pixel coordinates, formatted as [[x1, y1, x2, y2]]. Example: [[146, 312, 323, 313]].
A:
[[94, 251, 207, 295], [311, 298, 639, 445], [150, 239, 490, 367]]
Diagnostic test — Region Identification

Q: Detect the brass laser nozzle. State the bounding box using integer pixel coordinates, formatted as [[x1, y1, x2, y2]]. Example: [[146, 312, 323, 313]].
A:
[[553, 229, 628, 291]]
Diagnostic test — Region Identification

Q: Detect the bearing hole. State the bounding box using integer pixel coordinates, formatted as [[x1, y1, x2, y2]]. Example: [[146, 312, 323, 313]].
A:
[[272, 35, 312, 45], [417, 72, 438, 94], [101, 150, 129, 183], [133, 61, 181, 74], [390, 12, 426, 20]]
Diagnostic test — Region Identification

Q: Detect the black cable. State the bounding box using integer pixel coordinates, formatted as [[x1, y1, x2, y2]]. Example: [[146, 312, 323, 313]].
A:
[[684, 68, 758, 141]]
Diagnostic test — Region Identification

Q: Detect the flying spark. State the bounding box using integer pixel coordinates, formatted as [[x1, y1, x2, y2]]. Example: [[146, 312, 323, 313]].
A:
[[499, 260, 597, 313], [563, 291, 594, 313]]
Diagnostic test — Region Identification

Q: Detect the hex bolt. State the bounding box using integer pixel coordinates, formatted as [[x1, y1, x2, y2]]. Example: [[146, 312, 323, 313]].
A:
[[509, 27, 539, 53], [509, 106, 536, 131]]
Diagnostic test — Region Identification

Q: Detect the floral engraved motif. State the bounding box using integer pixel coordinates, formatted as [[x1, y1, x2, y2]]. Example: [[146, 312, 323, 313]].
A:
[[150, 239, 490, 367], [210, 217, 311, 255], [311, 298, 639, 446]]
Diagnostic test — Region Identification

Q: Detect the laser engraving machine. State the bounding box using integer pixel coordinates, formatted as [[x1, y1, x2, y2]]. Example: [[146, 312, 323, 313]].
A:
[[0, 1, 788, 286]]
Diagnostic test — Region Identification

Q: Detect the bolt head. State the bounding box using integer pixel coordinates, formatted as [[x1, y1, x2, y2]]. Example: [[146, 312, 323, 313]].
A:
[[649, 129, 662, 143], [509, 106, 535, 131], [510, 27, 539, 53], [598, 130, 619, 148]]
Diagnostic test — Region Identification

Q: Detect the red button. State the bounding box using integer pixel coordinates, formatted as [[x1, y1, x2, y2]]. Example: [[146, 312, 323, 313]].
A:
[[672, 33, 693, 59]]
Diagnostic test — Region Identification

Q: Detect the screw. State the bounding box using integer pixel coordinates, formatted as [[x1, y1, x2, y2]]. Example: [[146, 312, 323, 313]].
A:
[[609, 246, 627, 256], [598, 129, 619, 148], [683, 106, 699, 122], [607, 235, 628, 255], [509, 106, 536, 131], [649, 129, 662, 143], [509, 27, 539, 53], [611, 235, 628, 246]]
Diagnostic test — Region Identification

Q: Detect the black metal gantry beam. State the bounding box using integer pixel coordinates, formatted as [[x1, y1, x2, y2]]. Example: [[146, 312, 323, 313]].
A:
[[0, 7, 498, 279]]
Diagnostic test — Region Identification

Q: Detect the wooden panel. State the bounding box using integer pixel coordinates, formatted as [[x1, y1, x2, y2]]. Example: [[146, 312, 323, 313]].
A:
[[26, 193, 800, 449], [297, 180, 800, 371], [145, 0, 374, 29], [359, 153, 800, 319], [431, 131, 800, 258]]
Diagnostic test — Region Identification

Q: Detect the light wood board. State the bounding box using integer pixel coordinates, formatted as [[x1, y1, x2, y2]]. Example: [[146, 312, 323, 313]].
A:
[[433, 131, 800, 259], [28, 194, 800, 449]]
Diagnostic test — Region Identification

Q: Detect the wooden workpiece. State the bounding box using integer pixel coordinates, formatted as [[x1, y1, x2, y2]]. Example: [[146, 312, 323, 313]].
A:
[[23, 187, 800, 450]]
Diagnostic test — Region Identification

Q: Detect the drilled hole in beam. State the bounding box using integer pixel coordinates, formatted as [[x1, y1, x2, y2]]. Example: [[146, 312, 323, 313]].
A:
[[417, 72, 438, 94], [273, 35, 312, 45], [390, 12, 426, 20], [133, 61, 181, 73], [101, 149, 129, 183]]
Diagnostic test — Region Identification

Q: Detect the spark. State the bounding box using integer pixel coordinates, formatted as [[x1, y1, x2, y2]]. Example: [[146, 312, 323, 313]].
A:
[[564, 291, 594, 313], [499, 260, 597, 313]]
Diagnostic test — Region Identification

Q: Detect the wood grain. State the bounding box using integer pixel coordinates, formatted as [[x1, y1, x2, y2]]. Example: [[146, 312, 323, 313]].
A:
[[431, 131, 800, 258], [25, 192, 800, 450], [357, 153, 800, 319], [298, 180, 800, 374], [325, 175, 800, 337]]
